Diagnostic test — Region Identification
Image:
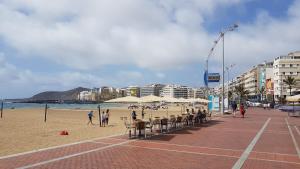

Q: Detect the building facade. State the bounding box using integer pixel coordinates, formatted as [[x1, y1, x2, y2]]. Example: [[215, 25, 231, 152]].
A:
[[273, 51, 300, 100]]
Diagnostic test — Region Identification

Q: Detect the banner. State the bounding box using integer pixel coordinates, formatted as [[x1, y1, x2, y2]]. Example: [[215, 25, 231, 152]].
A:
[[208, 95, 220, 111]]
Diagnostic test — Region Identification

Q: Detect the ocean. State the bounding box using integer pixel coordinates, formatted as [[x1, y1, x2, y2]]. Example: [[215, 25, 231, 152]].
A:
[[1, 102, 125, 110]]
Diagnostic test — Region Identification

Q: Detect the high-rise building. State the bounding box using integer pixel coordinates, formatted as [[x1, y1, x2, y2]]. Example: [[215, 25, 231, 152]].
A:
[[273, 51, 300, 100], [140, 85, 155, 97], [160, 84, 191, 98]]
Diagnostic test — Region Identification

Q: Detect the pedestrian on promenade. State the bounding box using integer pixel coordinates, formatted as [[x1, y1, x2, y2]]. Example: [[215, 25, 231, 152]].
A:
[[132, 110, 137, 120], [240, 103, 246, 118], [105, 109, 110, 125], [232, 101, 237, 117], [87, 110, 94, 125], [101, 111, 106, 127]]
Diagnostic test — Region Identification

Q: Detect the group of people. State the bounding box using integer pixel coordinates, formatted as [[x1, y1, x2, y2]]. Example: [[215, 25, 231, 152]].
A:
[[131, 107, 146, 120], [87, 109, 110, 126], [231, 101, 246, 118], [185, 108, 208, 123]]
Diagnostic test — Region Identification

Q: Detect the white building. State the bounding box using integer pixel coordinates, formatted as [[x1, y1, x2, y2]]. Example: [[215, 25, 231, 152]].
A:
[[160, 85, 191, 98], [193, 88, 206, 98], [140, 85, 155, 97], [78, 91, 93, 101], [273, 51, 300, 100]]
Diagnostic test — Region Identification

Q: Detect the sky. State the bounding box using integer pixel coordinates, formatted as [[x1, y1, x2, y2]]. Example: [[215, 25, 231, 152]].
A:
[[0, 0, 300, 98]]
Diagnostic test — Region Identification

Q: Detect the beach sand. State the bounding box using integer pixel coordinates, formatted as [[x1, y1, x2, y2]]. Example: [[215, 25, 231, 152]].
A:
[[0, 105, 205, 156]]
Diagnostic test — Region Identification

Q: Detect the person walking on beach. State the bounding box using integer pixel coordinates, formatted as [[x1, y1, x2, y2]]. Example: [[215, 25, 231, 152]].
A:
[[240, 103, 246, 118], [101, 111, 106, 127], [131, 110, 137, 120], [105, 109, 110, 126], [87, 110, 94, 125]]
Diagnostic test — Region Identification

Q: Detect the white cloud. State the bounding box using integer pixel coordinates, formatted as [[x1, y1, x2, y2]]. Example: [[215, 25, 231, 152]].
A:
[[0, 0, 246, 71], [0, 0, 300, 97]]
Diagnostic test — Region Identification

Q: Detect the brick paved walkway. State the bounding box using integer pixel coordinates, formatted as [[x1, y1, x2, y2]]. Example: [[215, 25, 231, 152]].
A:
[[0, 108, 299, 169]]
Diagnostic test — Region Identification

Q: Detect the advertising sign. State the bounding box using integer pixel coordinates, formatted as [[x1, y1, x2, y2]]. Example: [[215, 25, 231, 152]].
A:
[[208, 95, 220, 111], [266, 79, 273, 94], [259, 70, 265, 90], [208, 73, 220, 82]]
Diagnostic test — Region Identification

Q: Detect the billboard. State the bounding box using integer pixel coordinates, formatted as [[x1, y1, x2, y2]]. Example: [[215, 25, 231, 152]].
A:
[[266, 79, 273, 94]]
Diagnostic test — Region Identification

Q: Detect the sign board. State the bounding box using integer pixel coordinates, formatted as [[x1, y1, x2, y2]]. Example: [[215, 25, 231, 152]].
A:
[[208, 73, 220, 82]]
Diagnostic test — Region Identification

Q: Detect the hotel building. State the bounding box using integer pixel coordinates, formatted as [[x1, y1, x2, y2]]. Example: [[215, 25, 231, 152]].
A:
[[273, 51, 300, 100]]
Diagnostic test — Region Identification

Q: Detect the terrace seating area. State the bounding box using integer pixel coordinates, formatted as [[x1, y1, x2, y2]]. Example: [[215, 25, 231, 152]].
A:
[[124, 111, 212, 139]]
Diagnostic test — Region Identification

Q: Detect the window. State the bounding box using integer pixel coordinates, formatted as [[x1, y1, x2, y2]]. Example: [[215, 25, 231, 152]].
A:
[[290, 64, 293, 67], [282, 64, 285, 67], [283, 72, 285, 75], [290, 72, 293, 75]]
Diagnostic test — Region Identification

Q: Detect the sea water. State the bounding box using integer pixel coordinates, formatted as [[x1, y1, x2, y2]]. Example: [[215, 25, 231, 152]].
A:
[[1, 102, 125, 110]]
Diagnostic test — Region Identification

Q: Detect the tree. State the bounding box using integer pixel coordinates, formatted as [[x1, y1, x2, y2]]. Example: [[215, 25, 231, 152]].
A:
[[234, 84, 249, 103], [228, 90, 233, 101], [283, 76, 297, 96]]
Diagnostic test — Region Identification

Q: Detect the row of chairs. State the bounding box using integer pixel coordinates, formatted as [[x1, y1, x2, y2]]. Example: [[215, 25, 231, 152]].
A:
[[123, 112, 212, 139]]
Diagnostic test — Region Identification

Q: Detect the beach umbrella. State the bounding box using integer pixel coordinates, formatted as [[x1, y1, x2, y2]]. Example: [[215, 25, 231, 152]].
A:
[[105, 96, 141, 103], [140, 95, 164, 103], [286, 94, 300, 102], [286, 94, 300, 113], [177, 98, 190, 103], [161, 96, 179, 103]]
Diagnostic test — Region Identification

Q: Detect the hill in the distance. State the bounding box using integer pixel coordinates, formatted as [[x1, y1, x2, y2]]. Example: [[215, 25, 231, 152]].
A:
[[28, 87, 90, 102]]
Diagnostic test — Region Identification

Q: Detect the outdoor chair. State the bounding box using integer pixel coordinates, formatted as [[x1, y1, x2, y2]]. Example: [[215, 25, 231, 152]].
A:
[[175, 116, 183, 128], [152, 118, 161, 131], [135, 120, 146, 137], [144, 120, 153, 139], [168, 115, 176, 129], [124, 120, 135, 138], [181, 114, 188, 127], [160, 118, 169, 133], [205, 111, 212, 121], [188, 115, 194, 126]]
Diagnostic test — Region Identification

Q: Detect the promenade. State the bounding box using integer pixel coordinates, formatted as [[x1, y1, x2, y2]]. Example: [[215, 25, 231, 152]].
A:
[[0, 108, 299, 169]]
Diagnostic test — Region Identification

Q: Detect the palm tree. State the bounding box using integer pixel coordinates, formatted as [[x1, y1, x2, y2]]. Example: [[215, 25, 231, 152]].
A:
[[234, 84, 249, 103], [283, 76, 297, 96]]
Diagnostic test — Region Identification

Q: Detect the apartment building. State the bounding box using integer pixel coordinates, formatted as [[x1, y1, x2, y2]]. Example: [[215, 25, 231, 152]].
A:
[[160, 85, 192, 98], [273, 51, 300, 100], [140, 85, 155, 97]]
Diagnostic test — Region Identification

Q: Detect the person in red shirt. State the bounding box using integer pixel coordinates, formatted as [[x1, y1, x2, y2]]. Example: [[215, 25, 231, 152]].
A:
[[240, 103, 246, 118]]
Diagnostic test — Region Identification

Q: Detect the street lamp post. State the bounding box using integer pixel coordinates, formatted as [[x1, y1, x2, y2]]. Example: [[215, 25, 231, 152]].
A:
[[205, 23, 238, 114], [220, 24, 238, 115]]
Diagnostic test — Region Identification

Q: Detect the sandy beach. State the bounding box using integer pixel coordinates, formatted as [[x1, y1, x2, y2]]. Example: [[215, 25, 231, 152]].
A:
[[0, 105, 205, 157]]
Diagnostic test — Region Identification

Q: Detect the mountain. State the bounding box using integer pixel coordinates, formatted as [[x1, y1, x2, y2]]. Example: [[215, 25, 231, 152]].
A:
[[28, 87, 90, 102]]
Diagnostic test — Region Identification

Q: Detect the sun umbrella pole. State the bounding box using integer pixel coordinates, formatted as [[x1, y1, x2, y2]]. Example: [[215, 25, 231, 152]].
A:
[[98, 105, 101, 127], [129, 107, 132, 138]]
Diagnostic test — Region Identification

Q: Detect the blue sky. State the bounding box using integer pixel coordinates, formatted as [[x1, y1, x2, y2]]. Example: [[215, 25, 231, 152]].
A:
[[0, 0, 300, 98]]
